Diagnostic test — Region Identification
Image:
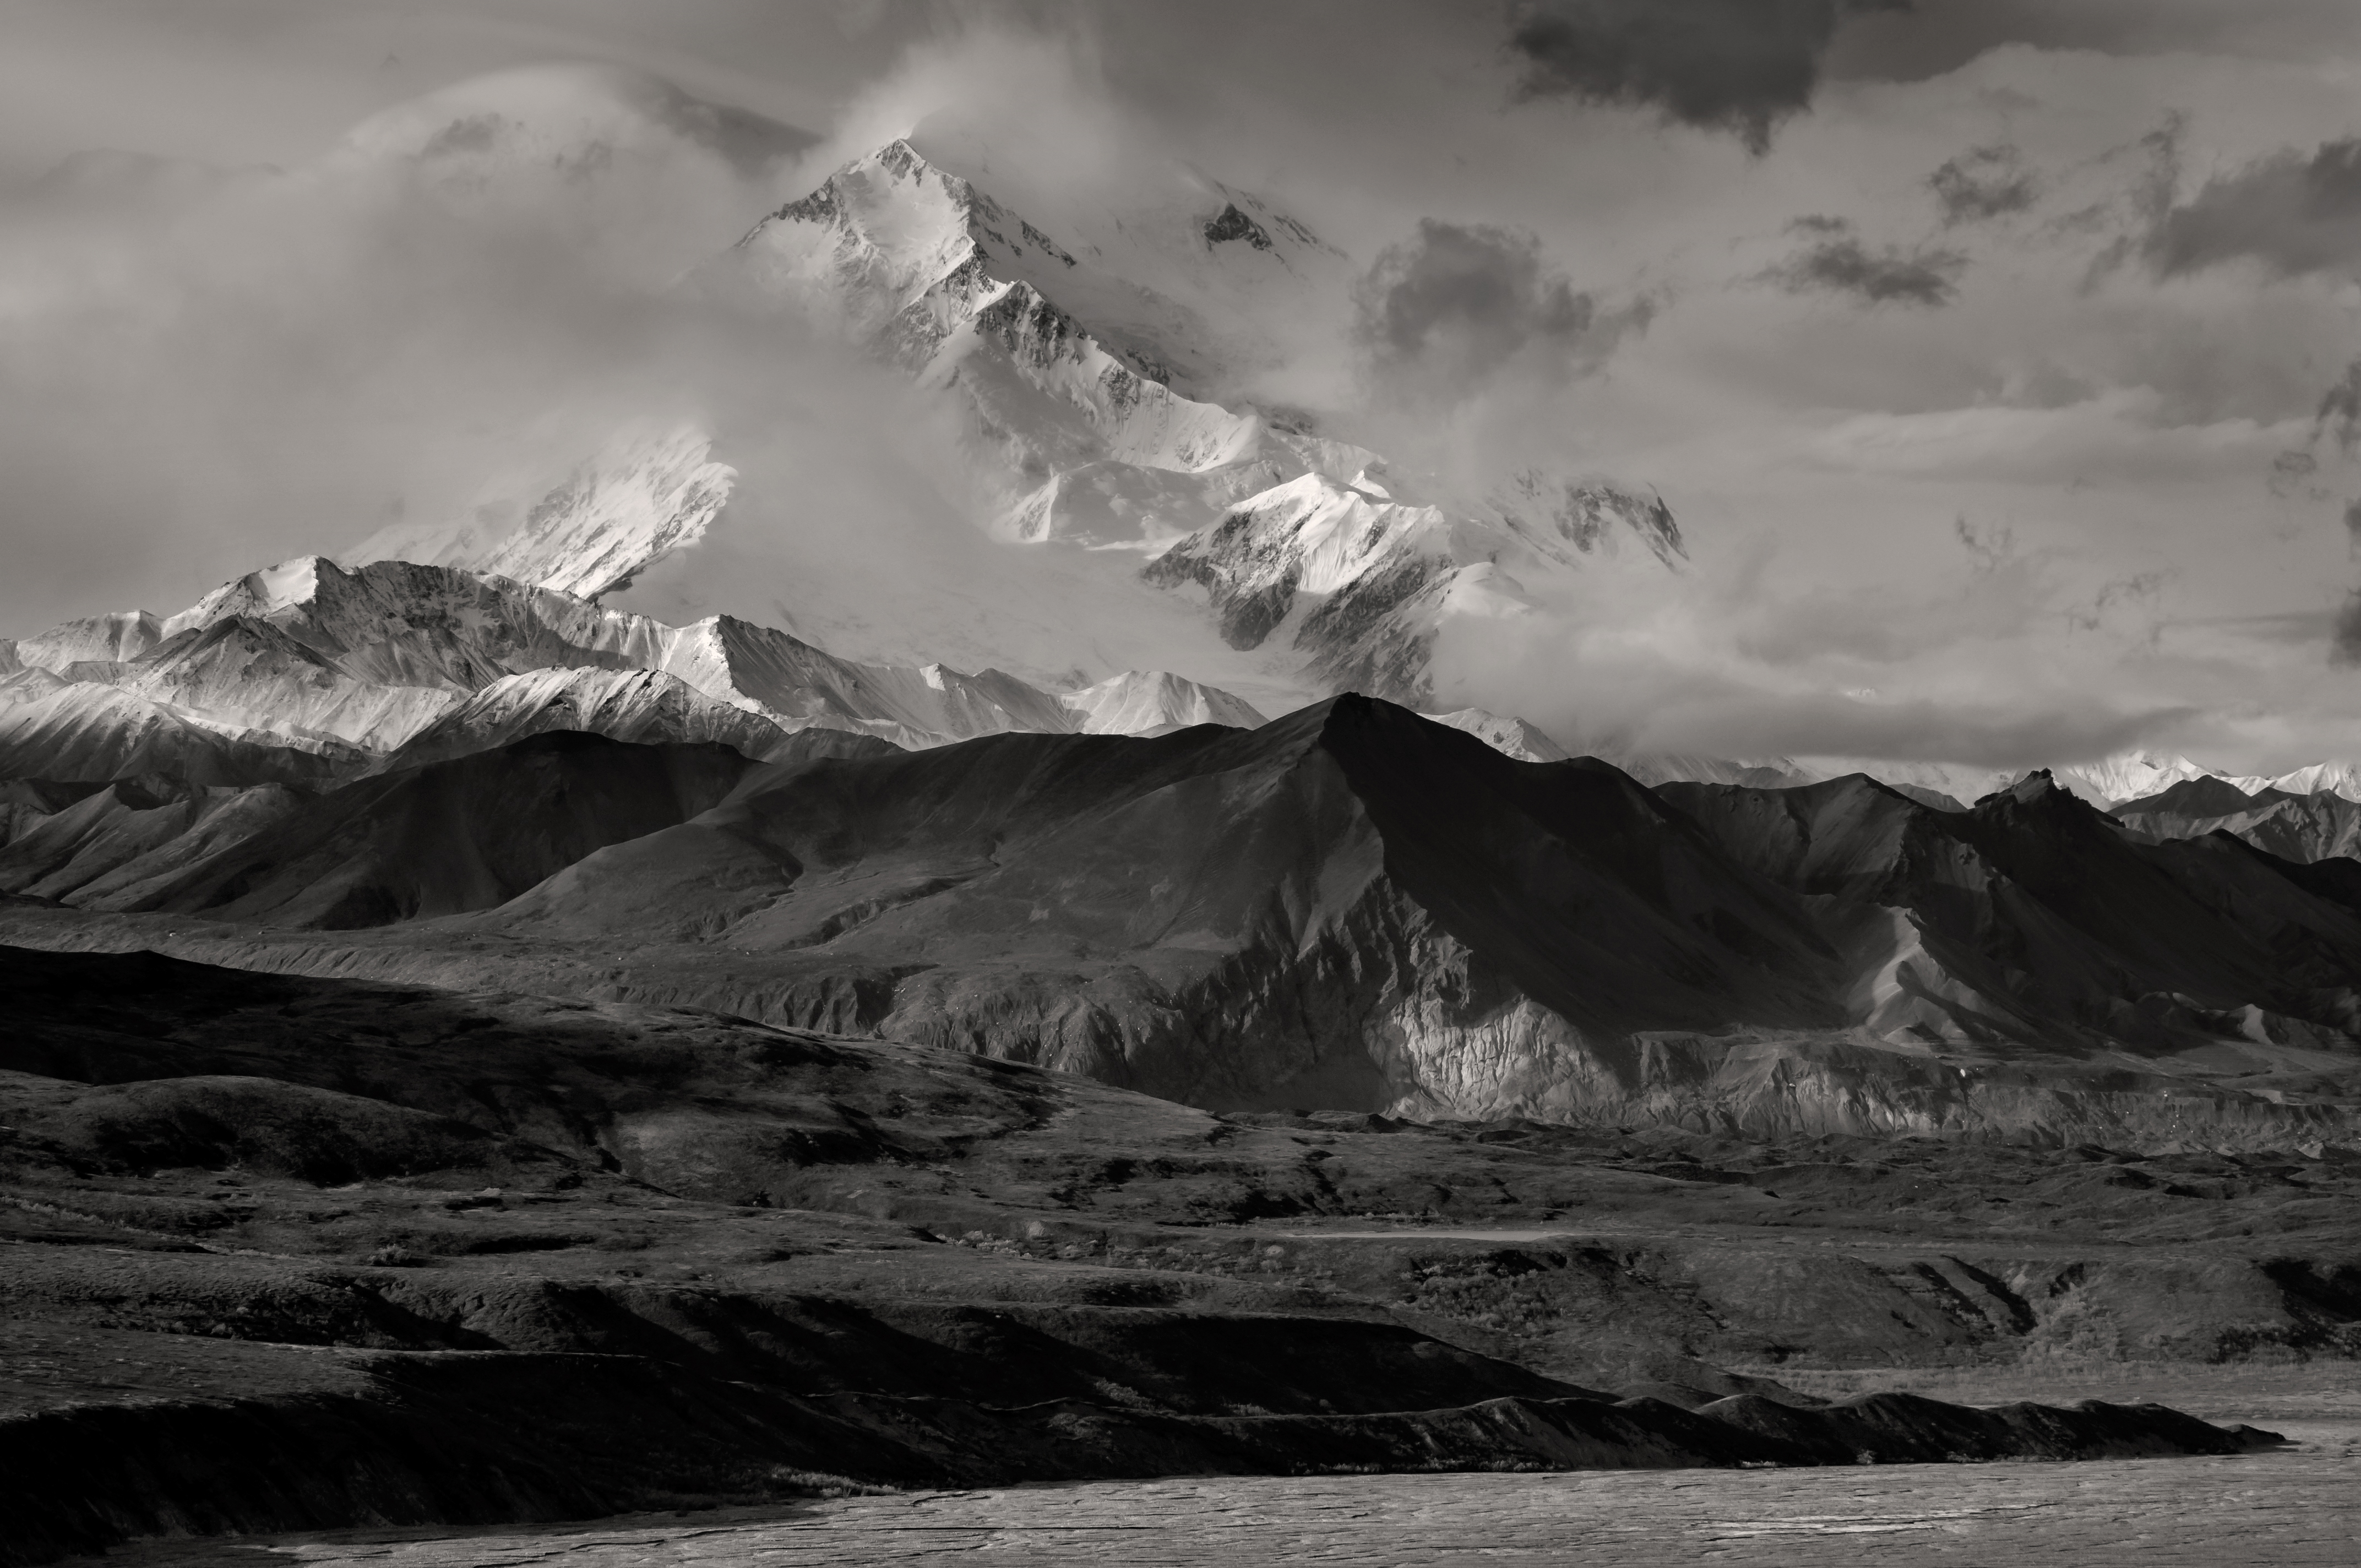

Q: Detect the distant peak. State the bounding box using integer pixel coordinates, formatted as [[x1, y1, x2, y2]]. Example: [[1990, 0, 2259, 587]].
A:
[[2005, 767, 2058, 799]]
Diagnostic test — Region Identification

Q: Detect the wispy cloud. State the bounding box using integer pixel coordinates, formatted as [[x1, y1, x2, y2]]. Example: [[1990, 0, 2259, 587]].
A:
[[2146, 135, 2361, 279], [1764, 217, 1966, 307], [1930, 143, 2040, 225]]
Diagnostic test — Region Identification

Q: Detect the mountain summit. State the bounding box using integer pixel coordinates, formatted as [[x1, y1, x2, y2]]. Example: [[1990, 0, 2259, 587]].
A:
[[720, 137, 1684, 706]]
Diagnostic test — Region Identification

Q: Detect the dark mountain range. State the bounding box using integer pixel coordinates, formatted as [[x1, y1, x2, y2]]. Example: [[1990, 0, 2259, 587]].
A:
[[2114, 776, 2296, 819], [2110, 776, 2361, 865], [4, 698, 2358, 1146], [79, 732, 756, 929], [1657, 770, 2361, 1047]]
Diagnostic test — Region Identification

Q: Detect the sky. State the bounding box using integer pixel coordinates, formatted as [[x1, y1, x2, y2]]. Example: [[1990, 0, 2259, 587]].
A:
[[4, 0, 2361, 775]]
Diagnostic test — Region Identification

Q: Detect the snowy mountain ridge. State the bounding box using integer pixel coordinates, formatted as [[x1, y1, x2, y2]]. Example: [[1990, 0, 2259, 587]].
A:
[[342, 428, 736, 601], [720, 136, 1686, 706], [0, 554, 1272, 788]]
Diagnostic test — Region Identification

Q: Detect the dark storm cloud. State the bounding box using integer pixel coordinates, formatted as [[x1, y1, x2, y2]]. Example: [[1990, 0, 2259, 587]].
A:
[[2314, 359, 2361, 455], [2332, 592, 2361, 665], [2146, 137, 2361, 280], [1929, 143, 2038, 225], [1502, 0, 1904, 154], [1352, 218, 1646, 403], [1824, 0, 2361, 82], [1764, 218, 1965, 307]]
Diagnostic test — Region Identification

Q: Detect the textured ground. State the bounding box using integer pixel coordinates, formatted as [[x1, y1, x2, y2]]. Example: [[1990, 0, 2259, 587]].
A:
[[3, 945, 2355, 1562], [58, 1411, 2361, 1566]]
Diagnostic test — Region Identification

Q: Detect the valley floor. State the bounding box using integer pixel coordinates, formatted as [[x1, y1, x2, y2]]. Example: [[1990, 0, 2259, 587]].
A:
[[4, 941, 2356, 1564], [55, 1372, 2361, 1568]]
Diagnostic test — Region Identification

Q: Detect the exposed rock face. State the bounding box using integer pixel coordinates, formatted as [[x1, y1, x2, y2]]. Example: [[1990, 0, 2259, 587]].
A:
[[1140, 468, 1683, 705]]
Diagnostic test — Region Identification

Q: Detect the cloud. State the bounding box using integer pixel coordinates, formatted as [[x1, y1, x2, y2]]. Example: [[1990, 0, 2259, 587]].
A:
[[1803, 389, 2292, 486], [1351, 218, 1647, 407], [1763, 217, 1965, 307], [1406, 481, 2209, 770], [2065, 569, 2172, 641], [1929, 143, 2039, 225], [0, 64, 972, 636], [1434, 602, 2191, 766], [1503, 0, 1903, 154], [2332, 592, 2361, 666], [2314, 358, 2361, 455], [2146, 136, 2361, 280], [2270, 450, 2320, 499], [1825, 0, 2361, 81]]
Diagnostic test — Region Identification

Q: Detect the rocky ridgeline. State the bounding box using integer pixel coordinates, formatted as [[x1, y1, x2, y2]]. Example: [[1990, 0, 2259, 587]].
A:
[[5, 697, 2361, 1150]]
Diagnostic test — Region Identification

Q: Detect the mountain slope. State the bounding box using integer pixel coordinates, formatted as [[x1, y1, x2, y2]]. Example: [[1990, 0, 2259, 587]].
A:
[[0, 683, 361, 787], [1058, 670, 1267, 735], [33, 698, 2349, 1145], [2112, 777, 2361, 864], [342, 428, 737, 601], [1421, 710, 1571, 764], [1657, 770, 2361, 1049], [378, 667, 798, 769], [0, 780, 308, 906], [107, 733, 758, 928], [4, 556, 1273, 786], [400, 697, 1846, 1111]]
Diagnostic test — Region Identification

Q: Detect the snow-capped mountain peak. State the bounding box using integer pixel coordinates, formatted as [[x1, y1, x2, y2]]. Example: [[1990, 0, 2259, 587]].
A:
[[2047, 751, 2221, 808], [2248, 760, 2361, 804], [1426, 708, 1572, 763], [342, 427, 735, 601]]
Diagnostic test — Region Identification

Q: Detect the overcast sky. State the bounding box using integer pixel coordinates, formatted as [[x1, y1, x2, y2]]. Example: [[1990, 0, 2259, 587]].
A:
[[6, 0, 2361, 773]]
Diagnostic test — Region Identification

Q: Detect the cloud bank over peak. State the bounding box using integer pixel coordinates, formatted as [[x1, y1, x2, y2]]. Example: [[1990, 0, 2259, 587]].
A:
[[8, 3, 2361, 775]]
